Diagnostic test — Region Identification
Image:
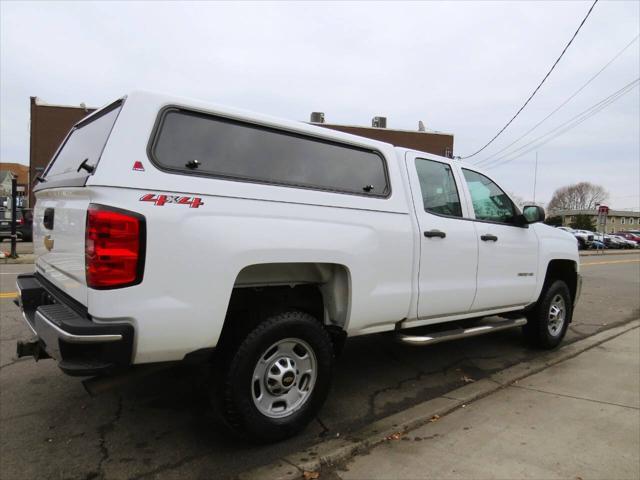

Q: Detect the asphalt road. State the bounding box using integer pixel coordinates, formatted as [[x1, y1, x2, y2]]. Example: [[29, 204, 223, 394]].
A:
[[1, 255, 639, 480]]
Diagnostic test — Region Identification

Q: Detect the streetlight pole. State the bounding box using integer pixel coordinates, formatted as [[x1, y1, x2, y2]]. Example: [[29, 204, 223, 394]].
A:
[[533, 151, 538, 204]]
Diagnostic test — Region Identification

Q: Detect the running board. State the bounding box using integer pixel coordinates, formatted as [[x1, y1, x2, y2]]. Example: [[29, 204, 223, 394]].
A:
[[396, 317, 527, 346]]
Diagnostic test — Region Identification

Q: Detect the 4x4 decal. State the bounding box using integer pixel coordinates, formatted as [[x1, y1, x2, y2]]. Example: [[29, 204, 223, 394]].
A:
[[139, 193, 204, 208]]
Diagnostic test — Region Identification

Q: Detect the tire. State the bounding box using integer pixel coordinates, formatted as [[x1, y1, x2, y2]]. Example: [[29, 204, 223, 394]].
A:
[[523, 280, 572, 349], [215, 310, 334, 443]]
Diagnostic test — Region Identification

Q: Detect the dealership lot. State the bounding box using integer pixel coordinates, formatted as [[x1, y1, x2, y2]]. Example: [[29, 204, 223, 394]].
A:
[[1, 255, 639, 480]]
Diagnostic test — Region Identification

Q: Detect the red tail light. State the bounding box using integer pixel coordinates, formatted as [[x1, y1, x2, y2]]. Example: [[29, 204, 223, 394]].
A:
[[18, 218, 24, 225], [85, 205, 145, 289]]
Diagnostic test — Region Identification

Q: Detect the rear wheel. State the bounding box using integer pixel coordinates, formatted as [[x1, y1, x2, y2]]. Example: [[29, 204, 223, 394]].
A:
[[215, 310, 334, 443], [523, 280, 572, 349]]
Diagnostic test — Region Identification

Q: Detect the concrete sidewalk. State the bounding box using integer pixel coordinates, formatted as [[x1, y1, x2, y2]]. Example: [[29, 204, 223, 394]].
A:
[[324, 327, 640, 480]]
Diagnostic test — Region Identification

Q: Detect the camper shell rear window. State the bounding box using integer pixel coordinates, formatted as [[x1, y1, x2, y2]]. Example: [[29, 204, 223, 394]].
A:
[[43, 100, 123, 181], [148, 108, 390, 197]]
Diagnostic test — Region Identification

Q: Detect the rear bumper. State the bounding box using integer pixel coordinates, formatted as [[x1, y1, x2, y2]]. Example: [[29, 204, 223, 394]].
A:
[[15, 273, 134, 376]]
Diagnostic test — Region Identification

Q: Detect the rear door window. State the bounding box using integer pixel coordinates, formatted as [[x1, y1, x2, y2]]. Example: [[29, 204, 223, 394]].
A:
[[44, 101, 123, 181], [414, 158, 462, 217], [150, 109, 390, 197]]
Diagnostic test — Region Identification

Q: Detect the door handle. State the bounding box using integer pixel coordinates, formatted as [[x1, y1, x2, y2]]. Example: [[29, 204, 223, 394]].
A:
[[481, 234, 498, 242], [424, 229, 446, 239]]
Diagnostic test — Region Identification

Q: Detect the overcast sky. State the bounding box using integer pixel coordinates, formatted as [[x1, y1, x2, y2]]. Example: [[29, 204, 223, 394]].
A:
[[1, 1, 639, 209]]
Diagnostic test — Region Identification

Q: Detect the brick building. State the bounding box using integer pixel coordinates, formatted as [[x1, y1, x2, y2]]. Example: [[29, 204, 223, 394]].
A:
[[29, 97, 95, 206], [310, 113, 454, 158]]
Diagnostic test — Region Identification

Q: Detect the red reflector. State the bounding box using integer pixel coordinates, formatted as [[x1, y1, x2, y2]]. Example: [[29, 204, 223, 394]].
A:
[[85, 205, 145, 289]]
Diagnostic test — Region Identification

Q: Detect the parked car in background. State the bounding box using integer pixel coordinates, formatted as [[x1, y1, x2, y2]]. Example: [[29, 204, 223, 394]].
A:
[[573, 229, 595, 246], [557, 226, 591, 250], [604, 234, 627, 249], [615, 232, 640, 244], [611, 235, 637, 249], [0, 208, 33, 242]]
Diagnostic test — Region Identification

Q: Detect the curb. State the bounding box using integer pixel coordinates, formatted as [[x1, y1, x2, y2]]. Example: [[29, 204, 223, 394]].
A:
[[239, 319, 640, 480], [0, 254, 35, 265]]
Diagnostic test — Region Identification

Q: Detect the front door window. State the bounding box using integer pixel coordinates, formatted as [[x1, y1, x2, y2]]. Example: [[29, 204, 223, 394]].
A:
[[462, 169, 516, 224]]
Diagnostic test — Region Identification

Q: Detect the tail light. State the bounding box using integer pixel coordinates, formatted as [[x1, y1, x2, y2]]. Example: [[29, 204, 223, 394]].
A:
[[85, 205, 145, 289], [18, 218, 24, 225]]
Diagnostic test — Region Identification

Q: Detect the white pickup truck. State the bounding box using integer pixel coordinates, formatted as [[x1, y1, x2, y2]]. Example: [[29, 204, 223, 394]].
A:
[[16, 91, 581, 442]]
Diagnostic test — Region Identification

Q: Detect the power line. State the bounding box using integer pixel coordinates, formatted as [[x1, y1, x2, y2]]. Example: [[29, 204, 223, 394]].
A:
[[480, 78, 638, 168], [483, 77, 639, 170], [457, 0, 599, 159], [484, 78, 639, 169], [474, 34, 640, 167]]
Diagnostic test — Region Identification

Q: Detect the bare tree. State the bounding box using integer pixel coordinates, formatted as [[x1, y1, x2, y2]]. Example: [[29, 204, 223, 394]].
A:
[[547, 182, 609, 212]]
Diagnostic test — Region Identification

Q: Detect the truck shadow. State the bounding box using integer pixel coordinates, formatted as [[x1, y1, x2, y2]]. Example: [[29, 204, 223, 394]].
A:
[[103, 328, 539, 476]]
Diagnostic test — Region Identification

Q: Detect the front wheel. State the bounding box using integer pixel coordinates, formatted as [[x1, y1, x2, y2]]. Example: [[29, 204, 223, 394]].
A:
[[523, 280, 572, 349], [216, 311, 334, 443]]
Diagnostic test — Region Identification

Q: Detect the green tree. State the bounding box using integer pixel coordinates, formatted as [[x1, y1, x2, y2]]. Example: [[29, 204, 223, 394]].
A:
[[544, 215, 563, 227], [570, 214, 596, 231]]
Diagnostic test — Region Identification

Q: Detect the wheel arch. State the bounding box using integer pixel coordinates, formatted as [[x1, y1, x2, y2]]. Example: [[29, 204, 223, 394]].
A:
[[218, 262, 352, 355], [541, 259, 579, 306]]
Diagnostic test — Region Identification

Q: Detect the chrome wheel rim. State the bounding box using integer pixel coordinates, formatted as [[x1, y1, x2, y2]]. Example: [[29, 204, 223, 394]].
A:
[[251, 338, 317, 419], [548, 294, 566, 336]]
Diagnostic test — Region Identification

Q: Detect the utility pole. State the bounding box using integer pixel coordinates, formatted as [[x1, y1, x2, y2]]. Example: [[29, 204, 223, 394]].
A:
[[532, 152, 538, 204]]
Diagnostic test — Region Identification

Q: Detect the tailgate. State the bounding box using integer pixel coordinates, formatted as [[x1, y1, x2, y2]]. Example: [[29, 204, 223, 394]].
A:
[[34, 188, 91, 306]]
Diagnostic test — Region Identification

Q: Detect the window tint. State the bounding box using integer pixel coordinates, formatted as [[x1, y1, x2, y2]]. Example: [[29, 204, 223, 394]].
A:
[[151, 110, 389, 196], [414, 159, 462, 217], [462, 169, 516, 224], [45, 103, 122, 179]]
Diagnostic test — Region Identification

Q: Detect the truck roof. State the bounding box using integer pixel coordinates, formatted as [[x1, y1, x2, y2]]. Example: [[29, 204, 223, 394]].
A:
[[120, 90, 462, 166]]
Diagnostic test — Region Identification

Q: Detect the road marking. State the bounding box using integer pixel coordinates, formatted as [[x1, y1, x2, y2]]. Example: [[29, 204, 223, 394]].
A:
[[0, 292, 17, 298], [581, 259, 640, 266]]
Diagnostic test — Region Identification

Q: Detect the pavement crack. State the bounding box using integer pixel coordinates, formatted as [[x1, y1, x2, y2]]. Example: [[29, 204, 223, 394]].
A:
[[316, 416, 330, 437], [128, 452, 211, 480], [362, 351, 506, 422], [0, 357, 28, 371], [93, 395, 124, 479], [282, 457, 303, 472]]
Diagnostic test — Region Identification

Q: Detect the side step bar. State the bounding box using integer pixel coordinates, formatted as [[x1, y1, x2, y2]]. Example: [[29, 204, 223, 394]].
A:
[[397, 317, 527, 346]]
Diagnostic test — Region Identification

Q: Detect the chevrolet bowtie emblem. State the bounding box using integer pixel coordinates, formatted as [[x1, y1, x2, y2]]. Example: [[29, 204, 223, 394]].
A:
[[44, 235, 54, 252]]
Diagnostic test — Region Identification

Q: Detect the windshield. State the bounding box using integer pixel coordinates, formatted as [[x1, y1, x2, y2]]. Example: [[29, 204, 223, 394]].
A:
[[44, 101, 122, 180]]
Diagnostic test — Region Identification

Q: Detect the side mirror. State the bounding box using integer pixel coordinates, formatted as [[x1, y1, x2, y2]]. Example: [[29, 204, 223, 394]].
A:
[[522, 205, 545, 224]]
